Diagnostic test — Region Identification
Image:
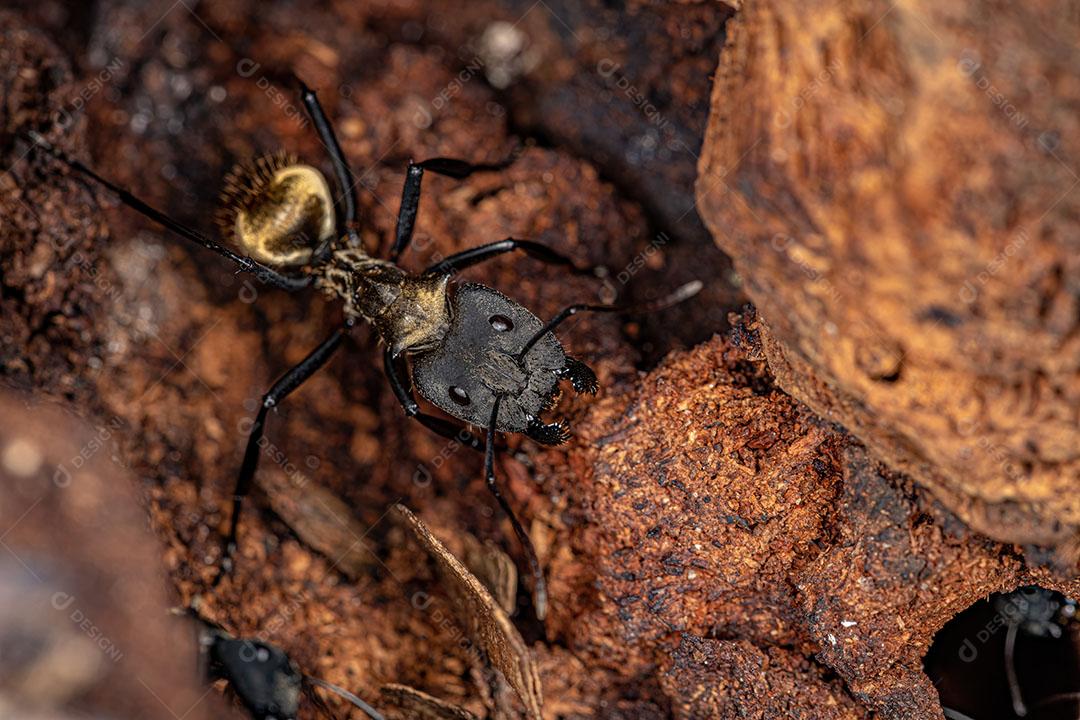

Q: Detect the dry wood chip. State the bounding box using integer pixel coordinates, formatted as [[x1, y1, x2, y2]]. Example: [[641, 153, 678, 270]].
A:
[[257, 471, 378, 579], [378, 683, 479, 720], [460, 532, 518, 615], [393, 504, 543, 720]]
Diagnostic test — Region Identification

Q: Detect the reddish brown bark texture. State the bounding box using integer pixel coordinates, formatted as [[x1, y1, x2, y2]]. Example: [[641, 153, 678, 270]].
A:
[[1, 1, 1077, 719], [696, 0, 1080, 553], [0, 393, 227, 720]]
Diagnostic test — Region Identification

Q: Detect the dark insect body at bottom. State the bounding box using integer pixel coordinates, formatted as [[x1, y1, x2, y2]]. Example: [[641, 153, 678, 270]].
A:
[[189, 610, 383, 719]]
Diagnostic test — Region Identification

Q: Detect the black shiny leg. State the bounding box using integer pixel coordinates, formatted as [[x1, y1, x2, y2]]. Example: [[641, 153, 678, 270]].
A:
[[390, 154, 517, 262], [214, 323, 350, 584]]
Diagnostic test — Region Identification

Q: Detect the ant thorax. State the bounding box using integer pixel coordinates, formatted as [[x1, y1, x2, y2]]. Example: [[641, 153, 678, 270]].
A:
[[318, 247, 451, 356]]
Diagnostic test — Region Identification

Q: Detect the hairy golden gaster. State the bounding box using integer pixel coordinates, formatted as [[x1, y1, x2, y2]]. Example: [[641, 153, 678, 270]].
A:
[[215, 151, 335, 267]]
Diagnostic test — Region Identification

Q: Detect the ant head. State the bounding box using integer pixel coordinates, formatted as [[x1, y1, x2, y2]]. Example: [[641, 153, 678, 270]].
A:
[[216, 152, 336, 268], [209, 636, 302, 720], [412, 283, 597, 444], [370, 268, 453, 357]]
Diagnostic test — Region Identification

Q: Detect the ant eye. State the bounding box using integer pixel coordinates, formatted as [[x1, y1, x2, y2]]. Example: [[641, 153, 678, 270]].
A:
[[448, 386, 471, 406], [489, 314, 514, 332]]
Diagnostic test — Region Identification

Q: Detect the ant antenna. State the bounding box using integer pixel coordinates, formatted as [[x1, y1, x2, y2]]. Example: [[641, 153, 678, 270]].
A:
[[306, 675, 385, 720], [517, 280, 703, 360], [1004, 619, 1028, 716], [1029, 692, 1080, 714], [941, 708, 977, 720], [484, 394, 548, 619], [22, 131, 311, 291], [291, 75, 359, 245]]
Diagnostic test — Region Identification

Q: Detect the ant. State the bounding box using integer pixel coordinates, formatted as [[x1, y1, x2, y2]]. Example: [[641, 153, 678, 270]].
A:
[[24, 75, 699, 620], [183, 610, 384, 720]]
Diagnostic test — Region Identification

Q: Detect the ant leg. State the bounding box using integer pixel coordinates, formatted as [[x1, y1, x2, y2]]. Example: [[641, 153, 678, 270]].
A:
[[214, 323, 351, 585], [383, 347, 484, 452], [294, 78, 358, 237], [23, 132, 310, 291], [485, 395, 548, 620], [422, 237, 597, 277], [390, 154, 518, 263]]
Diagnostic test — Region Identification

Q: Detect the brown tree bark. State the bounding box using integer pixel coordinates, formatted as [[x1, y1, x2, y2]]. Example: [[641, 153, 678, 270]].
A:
[[697, 0, 1080, 558], [4, 1, 1079, 718]]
